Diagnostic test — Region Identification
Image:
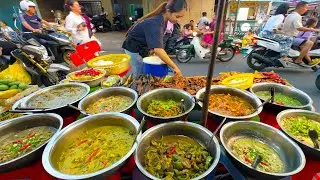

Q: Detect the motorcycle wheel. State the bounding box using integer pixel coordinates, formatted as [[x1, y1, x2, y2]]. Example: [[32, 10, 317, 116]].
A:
[[316, 75, 320, 90], [176, 49, 192, 63], [218, 47, 235, 62], [247, 49, 267, 70], [41, 71, 67, 87]]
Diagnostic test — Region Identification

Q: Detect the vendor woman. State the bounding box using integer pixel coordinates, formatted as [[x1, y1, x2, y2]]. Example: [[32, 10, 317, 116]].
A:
[[122, 0, 187, 76]]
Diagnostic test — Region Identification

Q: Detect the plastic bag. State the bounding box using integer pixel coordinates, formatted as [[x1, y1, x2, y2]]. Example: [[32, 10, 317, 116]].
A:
[[0, 62, 31, 84]]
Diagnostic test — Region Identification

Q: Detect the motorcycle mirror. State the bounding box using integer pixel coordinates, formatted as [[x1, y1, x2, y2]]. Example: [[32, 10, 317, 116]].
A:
[[12, 13, 18, 21]]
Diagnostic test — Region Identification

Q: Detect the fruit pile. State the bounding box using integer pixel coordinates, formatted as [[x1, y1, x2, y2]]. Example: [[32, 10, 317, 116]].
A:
[[0, 80, 28, 99], [74, 68, 102, 77]]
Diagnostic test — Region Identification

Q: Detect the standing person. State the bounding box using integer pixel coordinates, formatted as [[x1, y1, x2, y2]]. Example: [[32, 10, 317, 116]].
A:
[[261, 3, 293, 62], [81, 6, 93, 38], [122, 0, 187, 76], [198, 12, 209, 30], [282, 1, 320, 65]]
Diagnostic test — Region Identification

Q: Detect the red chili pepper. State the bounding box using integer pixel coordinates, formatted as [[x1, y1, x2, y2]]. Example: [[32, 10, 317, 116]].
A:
[[26, 132, 36, 139], [19, 143, 31, 151], [13, 139, 23, 144], [78, 139, 88, 146], [261, 162, 269, 166], [87, 148, 100, 163], [245, 157, 252, 163], [168, 146, 176, 156], [101, 160, 108, 166]]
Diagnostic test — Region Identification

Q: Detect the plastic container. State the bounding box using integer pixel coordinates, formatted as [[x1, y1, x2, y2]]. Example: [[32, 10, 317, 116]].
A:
[[87, 54, 131, 75], [143, 56, 168, 77]]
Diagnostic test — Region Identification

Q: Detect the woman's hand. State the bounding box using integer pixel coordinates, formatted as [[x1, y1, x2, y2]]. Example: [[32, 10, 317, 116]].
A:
[[174, 67, 182, 75]]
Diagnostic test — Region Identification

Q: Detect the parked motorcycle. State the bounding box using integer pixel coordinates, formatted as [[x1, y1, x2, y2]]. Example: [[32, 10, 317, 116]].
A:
[[112, 14, 125, 31], [92, 14, 112, 33], [176, 36, 235, 63], [246, 36, 320, 72]]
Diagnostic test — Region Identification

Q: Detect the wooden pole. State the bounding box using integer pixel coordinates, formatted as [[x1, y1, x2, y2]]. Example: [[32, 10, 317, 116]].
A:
[[201, 0, 228, 127]]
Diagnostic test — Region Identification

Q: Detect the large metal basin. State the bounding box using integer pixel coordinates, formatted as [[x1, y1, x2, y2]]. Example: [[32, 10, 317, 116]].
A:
[[277, 109, 320, 158], [0, 113, 63, 172], [196, 85, 263, 120], [19, 83, 90, 113], [220, 121, 306, 179], [250, 83, 313, 111], [78, 87, 138, 116], [137, 88, 195, 122], [42, 113, 141, 179], [135, 121, 220, 180]]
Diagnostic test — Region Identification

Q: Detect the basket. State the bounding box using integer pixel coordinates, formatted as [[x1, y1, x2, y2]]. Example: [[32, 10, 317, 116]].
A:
[[87, 54, 131, 75]]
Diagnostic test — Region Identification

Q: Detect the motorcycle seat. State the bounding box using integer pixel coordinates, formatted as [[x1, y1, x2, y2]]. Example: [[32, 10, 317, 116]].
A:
[[255, 36, 279, 44]]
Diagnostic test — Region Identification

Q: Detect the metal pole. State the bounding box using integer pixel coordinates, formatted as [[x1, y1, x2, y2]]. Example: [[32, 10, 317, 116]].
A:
[[233, 0, 241, 34], [201, 0, 228, 127]]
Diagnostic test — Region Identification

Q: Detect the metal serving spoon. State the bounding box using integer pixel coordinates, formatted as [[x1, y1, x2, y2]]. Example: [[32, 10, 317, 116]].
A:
[[131, 117, 147, 145], [252, 155, 262, 169], [309, 129, 319, 149]]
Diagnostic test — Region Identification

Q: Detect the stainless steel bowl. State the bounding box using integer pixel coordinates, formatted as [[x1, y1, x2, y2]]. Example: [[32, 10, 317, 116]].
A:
[[135, 121, 220, 180], [0, 113, 63, 172], [250, 83, 313, 110], [42, 113, 141, 179], [196, 85, 263, 120], [137, 88, 195, 121], [20, 83, 90, 112], [220, 121, 306, 179], [66, 69, 106, 87], [277, 109, 320, 158], [78, 87, 138, 116]]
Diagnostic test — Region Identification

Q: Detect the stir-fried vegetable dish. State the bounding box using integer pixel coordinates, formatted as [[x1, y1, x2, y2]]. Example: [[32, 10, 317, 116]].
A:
[[0, 126, 54, 163], [231, 137, 284, 173], [282, 116, 320, 147], [147, 99, 183, 117], [145, 135, 213, 180], [58, 126, 134, 175], [27, 86, 87, 108], [209, 94, 255, 116], [86, 95, 133, 114], [255, 91, 302, 107]]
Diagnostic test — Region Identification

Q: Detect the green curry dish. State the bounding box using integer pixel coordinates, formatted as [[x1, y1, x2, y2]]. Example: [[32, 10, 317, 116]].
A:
[[282, 116, 320, 147], [145, 135, 213, 180], [231, 137, 284, 173], [255, 91, 303, 107], [147, 100, 183, 117], [0, 126, 54, 163]]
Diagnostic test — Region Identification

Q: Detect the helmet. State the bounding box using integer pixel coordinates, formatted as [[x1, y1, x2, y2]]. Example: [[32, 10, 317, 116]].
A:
[[27, 1, 36, 8], [20, 0, 29, 11]]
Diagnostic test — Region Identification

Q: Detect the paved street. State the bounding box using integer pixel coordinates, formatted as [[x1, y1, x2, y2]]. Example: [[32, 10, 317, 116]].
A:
[[96, 32, 320, 111]]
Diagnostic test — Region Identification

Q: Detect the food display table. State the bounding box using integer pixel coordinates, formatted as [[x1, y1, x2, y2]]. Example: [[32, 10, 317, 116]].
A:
[[1, 71, 319, 180]]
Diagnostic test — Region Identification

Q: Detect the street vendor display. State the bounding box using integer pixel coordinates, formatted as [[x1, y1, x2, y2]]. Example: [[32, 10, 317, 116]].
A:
[[64, 68, 106, 87]]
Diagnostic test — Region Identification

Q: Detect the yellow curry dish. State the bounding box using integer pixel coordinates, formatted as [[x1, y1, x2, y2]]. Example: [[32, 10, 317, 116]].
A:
[[85, 95, 133, 114], [57, 126, 134, 175]]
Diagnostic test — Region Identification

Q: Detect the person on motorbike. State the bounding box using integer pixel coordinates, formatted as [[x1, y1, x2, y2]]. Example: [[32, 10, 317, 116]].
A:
[[200, 25, 213, 48], [183, 24, 193, 37], [282, 1, 320, 65], [122, 0, 187, 76], [198, 12, 209, 30], [0, 21, 14, 40], [260, 3, 293, 62]]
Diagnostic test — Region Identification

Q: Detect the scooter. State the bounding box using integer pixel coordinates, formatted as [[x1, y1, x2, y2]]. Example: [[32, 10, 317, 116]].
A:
[[176, 35, 235, 63], [92, 14, 112, 33], [246, 36, 320, 72], [112, 14, 125, 31]]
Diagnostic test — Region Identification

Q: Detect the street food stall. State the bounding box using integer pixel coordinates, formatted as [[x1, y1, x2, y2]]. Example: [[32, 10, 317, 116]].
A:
[[0, 0, 320, 180]]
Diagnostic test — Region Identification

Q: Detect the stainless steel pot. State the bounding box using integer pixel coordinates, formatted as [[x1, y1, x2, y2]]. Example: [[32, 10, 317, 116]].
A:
[[135, 121, 220, 180], [42, 113, 141, 179], [137, 88, 195, 122], [220, 121, 306, 179], [277, 109, 320, 158], [0, 113, 63, 172], [196, 85, 263, 120], [18, 83, 90, 113], [78, 87, 138, 116], [250, 83, 313, 110]]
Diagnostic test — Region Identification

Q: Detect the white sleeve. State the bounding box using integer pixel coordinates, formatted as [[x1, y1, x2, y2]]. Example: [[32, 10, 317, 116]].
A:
[[65, 15, 77, 35], [273, 16, 285, 29]]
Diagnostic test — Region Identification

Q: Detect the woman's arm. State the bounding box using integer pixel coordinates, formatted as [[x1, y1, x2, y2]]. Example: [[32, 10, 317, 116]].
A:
[[154, 48, 181, 75]]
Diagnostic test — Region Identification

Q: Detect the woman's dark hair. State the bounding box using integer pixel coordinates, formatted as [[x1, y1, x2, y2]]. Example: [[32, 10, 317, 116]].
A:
[[126, 0, 187, 36], [65, 0, 77, 11], [305, 17, 318, 27], [0, 21, 7, 26], [184, 24, 191, 29], [275, 3, 290, 16]]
